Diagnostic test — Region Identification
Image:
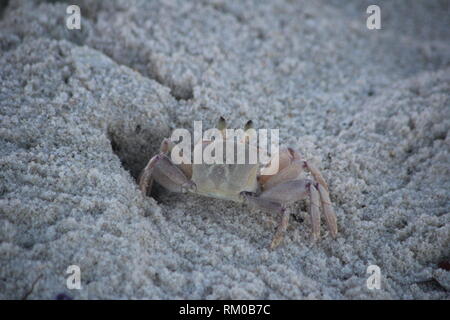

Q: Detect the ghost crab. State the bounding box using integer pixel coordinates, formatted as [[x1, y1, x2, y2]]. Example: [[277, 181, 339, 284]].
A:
[[138, 118, 337, 248]]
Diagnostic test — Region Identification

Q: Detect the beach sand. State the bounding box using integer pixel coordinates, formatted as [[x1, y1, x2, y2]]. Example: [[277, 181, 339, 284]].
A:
[[0, 0, 449, 299]]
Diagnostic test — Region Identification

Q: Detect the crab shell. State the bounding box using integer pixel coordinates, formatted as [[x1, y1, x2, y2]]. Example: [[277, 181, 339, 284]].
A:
[[189, 139, 261, 202]]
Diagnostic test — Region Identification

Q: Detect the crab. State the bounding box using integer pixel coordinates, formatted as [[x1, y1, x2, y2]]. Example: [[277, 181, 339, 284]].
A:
[[138, 118, 337, 248]]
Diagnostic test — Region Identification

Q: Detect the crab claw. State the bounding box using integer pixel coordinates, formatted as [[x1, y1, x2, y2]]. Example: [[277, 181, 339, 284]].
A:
[[182, 181, 197, 193], [239, 191, 256, 202]]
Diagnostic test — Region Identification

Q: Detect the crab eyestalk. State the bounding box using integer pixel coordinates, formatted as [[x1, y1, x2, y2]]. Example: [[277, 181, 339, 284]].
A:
[[244, 120, 253, 132], [217, 116, 227, 137], [244, 120, 256, 145]]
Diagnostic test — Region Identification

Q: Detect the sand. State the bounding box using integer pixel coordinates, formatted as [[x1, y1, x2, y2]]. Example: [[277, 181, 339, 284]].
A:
[[0, 0, 449, 299]]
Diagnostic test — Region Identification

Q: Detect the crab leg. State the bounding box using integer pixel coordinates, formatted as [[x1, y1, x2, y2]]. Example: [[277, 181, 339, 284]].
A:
[[270, 208, 290, 249], [240, 191, 288, 249], [259, 179, 331, 241], [259, 147, 296, 185], [302, 160, 328, 191], [242, 179, 324, 247], [309, 182, 321, 241], [317, 183, 337, 237], [261, 159, 303, 190], [240, 191, 284, 213], [288, 149, 337, 237]]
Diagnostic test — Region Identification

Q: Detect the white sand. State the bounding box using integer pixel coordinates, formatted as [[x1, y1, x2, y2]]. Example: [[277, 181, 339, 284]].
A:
[[0, 0, 449, 299]]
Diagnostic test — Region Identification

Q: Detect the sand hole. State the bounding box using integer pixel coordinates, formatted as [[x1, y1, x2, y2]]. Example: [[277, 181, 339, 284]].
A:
[[107, 122, 166, 181]]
